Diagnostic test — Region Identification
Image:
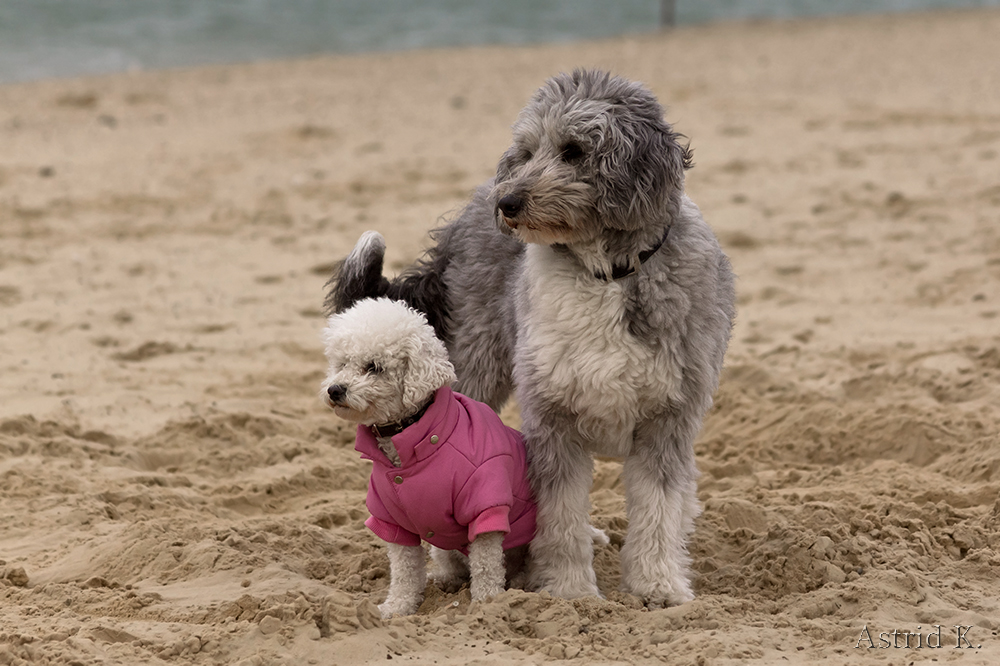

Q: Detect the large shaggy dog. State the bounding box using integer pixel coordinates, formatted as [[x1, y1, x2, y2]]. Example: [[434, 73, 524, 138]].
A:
[[327, 69, 736, 607]]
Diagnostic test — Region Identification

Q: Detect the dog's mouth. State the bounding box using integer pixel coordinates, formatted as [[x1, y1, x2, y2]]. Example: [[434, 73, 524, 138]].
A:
[[328, 402, 371, 423], [333, 405, 364, 420], [491, 177, 593, 245], [323, 385, 370, 422], [510, 221, 579, 247], [496, 206, 576, 245]]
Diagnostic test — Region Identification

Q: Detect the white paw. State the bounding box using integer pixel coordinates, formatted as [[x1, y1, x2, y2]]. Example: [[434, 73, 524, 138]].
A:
[[378, 597, 421, 619], [541, 579, 602, 600], [470, 579, 504, 602], [589, 525, 610, 546], [528, 565, 602, 600], [620, 578, 693, 609]]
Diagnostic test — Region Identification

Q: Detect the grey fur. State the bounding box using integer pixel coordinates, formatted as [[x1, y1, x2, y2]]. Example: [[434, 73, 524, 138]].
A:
[[331, 69, 736, 607]]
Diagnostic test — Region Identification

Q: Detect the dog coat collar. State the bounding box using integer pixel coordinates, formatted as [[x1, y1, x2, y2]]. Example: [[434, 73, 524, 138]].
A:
[[369, 397, 434, 439], [593, 224, 671, 282]]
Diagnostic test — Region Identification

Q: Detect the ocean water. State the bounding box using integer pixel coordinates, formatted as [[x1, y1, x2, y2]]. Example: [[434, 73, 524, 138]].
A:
[[0, 0, 997, 84]]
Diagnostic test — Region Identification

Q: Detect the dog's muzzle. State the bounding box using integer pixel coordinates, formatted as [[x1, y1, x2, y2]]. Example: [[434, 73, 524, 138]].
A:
[[326, 384, 348, 405]]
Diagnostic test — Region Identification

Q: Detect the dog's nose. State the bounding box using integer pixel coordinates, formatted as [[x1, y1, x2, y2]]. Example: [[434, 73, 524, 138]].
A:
[[327, 384, 347, 404], [497, 194, 524, 219]]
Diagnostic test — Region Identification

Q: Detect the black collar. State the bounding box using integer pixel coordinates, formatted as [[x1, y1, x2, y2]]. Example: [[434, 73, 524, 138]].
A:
[[593, 225, 671, 281], [369, 397, 434, 439]]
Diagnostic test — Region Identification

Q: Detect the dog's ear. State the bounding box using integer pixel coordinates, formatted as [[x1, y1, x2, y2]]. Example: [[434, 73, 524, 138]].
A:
[[399, 334, 457, 413], [495, 145, 519, 185], [595, 99, 691, 231]]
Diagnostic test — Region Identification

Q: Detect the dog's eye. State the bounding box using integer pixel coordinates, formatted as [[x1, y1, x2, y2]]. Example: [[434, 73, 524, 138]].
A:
[[560, 142, 584, 162], [364, 361, 384, 375]]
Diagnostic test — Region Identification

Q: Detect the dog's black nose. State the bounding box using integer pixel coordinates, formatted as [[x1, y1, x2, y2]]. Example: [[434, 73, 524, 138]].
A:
[[497, 194, 524, 219], [327, 385, 347, 404]]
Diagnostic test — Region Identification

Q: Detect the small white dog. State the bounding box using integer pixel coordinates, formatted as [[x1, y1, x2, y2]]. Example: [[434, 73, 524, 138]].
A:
[[320, 297, 537, 618]]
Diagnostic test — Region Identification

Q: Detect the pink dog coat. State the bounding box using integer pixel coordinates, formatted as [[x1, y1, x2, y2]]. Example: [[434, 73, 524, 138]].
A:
[[355, 386, 536, 553]]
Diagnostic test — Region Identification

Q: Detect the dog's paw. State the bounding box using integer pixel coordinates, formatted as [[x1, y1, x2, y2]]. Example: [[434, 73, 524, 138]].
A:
[[470, 579, 504, 602], [378, 596, 422, 619], [588, 525, 610, 547], [528, 565, 602, 600], [620, 579, 693, 609], [538, 579, 603, 600], [529, 535, 603, 600]]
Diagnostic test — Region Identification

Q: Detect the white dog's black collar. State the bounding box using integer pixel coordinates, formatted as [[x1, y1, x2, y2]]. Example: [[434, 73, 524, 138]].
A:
[[593, 225, 671, 282], [370, 397, 434, 439]]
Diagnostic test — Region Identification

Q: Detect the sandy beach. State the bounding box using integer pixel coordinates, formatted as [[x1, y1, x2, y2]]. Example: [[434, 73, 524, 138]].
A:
[[2, 8, 1000, 664]]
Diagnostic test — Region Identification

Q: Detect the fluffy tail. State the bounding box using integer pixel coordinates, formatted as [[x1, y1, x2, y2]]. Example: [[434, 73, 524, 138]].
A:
[[324, 230, 391, 314], [324, 230, 452, 344]]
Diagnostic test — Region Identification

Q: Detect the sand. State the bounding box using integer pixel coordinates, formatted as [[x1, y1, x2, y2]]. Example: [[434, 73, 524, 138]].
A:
[[2, 8, 1000, 665]]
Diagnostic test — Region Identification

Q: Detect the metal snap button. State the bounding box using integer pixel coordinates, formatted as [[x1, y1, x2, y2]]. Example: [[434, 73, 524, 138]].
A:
[[394, 476, 403, 484], [426, 531, 434, 538], [430, 435, 439, 444]]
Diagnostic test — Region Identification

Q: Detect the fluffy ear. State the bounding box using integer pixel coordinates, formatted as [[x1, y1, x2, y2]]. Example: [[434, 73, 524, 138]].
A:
[[400, 332, 457, 411], [495, 145, 520, 185], [320, 315, 347, 363], [595, 97, 692, 231]]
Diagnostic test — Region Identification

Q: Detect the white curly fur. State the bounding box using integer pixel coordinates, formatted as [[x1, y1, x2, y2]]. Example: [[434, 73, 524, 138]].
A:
[[320, 297, 457, 428]]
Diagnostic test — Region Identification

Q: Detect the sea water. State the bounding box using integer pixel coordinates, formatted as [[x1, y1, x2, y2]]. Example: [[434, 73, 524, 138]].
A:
[[0, 0, 997, 84]]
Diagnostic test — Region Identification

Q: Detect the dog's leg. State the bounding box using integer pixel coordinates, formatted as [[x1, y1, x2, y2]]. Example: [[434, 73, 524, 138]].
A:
[[619, 426, 701, 608], [468, 531, 505, 602], [428, 545, 469, 593], [378, 543, 427, 619], [525, 437, 601, 599]]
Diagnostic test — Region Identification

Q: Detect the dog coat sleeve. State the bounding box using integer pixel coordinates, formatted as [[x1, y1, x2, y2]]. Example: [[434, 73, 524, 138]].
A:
[[466, 505, 511, 543], [454, 454, 516, 541], [364, 477, 420, 547], [364, 515, 421, 547]]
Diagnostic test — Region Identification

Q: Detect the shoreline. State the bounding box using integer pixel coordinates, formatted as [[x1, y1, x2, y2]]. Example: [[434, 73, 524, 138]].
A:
[[0, 5, 994, 90]]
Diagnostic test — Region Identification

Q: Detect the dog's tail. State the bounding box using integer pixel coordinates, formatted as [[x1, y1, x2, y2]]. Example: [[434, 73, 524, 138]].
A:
[[324, 230, 391, 315], [324, 229, 452, 344]]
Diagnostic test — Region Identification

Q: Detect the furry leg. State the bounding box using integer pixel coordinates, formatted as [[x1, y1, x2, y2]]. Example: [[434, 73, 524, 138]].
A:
[[429, 545, 469, 593], [378, 543, 427, 619], [618, 433, 701, 608], [468, 532, 506, 602], [525, 438, 601, 599]]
